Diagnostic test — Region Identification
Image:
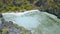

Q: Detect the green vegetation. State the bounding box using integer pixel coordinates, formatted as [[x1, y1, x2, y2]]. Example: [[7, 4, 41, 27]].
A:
[[0, 0, 36, 13], [0, 0, 60, 13], [2, 27, 8, 34]]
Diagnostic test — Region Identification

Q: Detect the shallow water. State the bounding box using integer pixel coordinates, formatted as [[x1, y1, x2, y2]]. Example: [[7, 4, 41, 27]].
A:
[[2, 10, 60, 34]]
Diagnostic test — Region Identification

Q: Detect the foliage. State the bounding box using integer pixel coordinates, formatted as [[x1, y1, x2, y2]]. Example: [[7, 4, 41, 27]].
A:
[[2, 27, 8, 34], [0, 0, 36, 13], [0, 0, 60, 14]]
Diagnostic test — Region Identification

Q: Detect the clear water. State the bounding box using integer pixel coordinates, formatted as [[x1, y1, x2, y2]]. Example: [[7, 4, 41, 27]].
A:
[[2, 10, 60, 34]]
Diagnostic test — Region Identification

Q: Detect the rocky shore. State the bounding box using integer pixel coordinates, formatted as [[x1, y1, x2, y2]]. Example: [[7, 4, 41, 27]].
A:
[[0, 14, 31, 34]]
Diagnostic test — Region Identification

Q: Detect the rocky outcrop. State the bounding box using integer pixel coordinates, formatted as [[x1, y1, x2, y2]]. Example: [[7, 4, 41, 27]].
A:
[[45, 9, 60, 19], [0, 14, 31, 34]]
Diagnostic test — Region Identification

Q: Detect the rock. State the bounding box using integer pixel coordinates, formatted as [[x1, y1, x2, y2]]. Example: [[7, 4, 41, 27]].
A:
[[0, 14, 3, 18], [0, 14, 31, 34], [45, 9, 60, 19], [2, 10, 60, 34]]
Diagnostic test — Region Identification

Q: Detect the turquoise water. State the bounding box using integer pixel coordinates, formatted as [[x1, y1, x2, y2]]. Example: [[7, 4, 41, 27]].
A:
[[2, 10, 60, 34]]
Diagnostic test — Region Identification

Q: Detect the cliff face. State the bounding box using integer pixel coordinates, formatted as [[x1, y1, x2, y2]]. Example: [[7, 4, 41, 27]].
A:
[[0, 14, 31, 34]]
